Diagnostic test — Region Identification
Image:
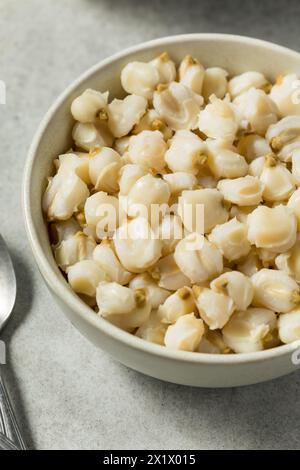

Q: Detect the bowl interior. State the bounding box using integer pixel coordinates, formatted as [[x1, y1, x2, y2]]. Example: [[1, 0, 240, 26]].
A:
[[24, 34, 300, 364]]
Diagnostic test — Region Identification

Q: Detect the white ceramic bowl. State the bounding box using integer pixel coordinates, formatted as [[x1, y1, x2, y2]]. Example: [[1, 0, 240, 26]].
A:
[[23, 34, 300, 387]]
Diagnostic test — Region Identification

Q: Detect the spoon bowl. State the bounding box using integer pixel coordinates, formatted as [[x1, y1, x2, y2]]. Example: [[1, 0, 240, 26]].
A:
[[0, 235, 17, 331], [0, 234, 26, 450]]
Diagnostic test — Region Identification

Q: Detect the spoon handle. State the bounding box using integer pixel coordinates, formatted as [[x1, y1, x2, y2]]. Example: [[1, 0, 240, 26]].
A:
[[0, 374, 26, 450]]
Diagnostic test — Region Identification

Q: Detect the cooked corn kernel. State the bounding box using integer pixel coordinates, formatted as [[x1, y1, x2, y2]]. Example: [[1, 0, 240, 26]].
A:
[[174, 233, 223, 283], [247, 205, 297, 253], [208, 218, 251, 262], [97, 282, 151, 330], [158, 287, 195, 324], [202, 67, 228, 102], [222, 308, 277, 353], [278, 308, 300, 343], [252, 268, 300, 313], [153, 81, 203, 131], [228, 71, 268, 99], [178, 188, 228, 234], [164, 313, 204, 351], [217, 175, 263, 206], [193, 285, 235, 330], [210, 271, 254, 311]]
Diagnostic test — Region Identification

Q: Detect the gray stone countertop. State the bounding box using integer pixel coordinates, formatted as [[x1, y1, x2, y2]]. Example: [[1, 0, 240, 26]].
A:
[[1, 0, 300, 450]]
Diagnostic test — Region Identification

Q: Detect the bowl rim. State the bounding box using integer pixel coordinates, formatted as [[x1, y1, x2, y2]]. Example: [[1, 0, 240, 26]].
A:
[[23, 33, 300, 366]]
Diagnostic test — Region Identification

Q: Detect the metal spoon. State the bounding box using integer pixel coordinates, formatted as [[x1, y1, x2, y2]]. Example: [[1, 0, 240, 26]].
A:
[[0, 234, 26, 450]]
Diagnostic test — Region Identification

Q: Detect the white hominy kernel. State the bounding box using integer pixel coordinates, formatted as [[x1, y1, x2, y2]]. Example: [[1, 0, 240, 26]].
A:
[[164, 130, 207, 174], [114, 217, 162, 273], [237, 134, 271, 162], [228, 71, 268, 99], [71, 89, 108, 123], [163, 172, 197, 195], [164, 313, 204, 352], [57, 153, 91, 184], [233, 88, 278, 135], [157, 214, 183, 256], [96, 282, 151, 330], [97, 281, 136, 315], [129, 273, 170, 309], [55, 232, 96, 272], [178, 55, 205, 95], [118, 164, 148, 196], [275, 238, 300, 282], [198, 96, 238, 142], [237, 248, 262, 277], [193, 286, 235, 330], [153, 81, 203, 131], [67, 259, 107, 297], [158, 287, 195, 324], [270, 74, 300, 117], [222, 308, 278, 353], [257, 248, 277, 268], [251, 268, 300, 313], [277, 139, 300, 162], [247, 205, 297, 252], [278, 309, 300, 343], [151, 254, 191, 291], [128, 130, 167, 171], [93, 241, 133, 285], [121, 53, 176, 101], [210, 271, 254, 311], [135, 310, 168, 345], [266, 115, 300, 152], [136, 110, 173, 141], [248, 155, 265, 177], [197, 329, 228, 354], [126, 174, 170, 218], [202, 67, 228, 102], [89, 147, 122, 193], [209, 218, 251, 262], [229, 205, 257, 224], [50, 218, 81, 244], [150, 52, 176, 84], [206, 139, 248, 178], [287, 189, 300, 230], [113, 136, 131, 155], [178, 188, 228, 234], [174, 233, 223, 283], [259, 154, 295, 202], [84, 191, 119, 229], [217, 175, 263, 206], [107, 94, 147, 138], [291, 149, 300, 184], [43, 172, 89, 221], [82, 224, 97, 240], [72, 121, 113, 150], [121, 61, 160, 100]]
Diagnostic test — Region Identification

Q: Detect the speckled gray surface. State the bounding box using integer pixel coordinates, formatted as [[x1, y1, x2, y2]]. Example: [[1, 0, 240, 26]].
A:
[[1, 0, 300, 450]]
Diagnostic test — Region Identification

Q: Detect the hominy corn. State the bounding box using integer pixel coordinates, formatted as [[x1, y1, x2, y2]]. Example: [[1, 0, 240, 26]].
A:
[[164, 313, 204, 352], [228, 71, 268, 99], [44, 53, 300, 354], [202, 67, 228, 102], [222, 308, 278, 353]]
